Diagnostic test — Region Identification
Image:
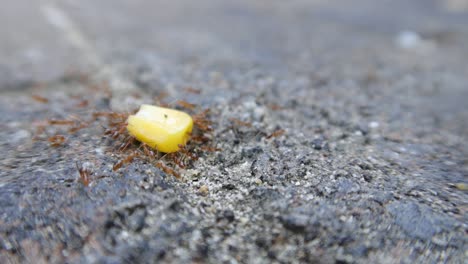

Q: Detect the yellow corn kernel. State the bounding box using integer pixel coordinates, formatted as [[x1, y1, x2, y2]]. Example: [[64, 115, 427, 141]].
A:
[[127, 104, 193, 153]]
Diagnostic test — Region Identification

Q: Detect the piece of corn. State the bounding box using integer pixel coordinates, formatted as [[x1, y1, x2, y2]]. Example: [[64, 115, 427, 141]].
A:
[[127, 104, 193, 153]]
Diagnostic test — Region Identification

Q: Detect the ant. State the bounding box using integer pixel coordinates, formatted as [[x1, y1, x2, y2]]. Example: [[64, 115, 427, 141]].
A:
[[200, 146, 221, 152], [229, 118, 252, 128], [75, 99, 89, 108], [184, 87, 201, 94], [155, 161, 181, 179], [31, 95, 49, 103], [266, 129, 285, 139], [48, 135, 66, 147], [268, 103, 284, 111], [112, 151, 138, 171], [48, 119, 75, 125], [68, 123, 89, 134], [192, 109, 213, 132], [176, 100, 196, 110], [47, 116, 90, 134], [76, 162, 92, 186], [177, 144, 198, 161]]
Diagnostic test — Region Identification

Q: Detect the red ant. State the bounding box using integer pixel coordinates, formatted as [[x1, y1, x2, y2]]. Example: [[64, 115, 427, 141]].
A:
[[184, 87, 201, 94], [176, 100, 196, 110], [192, 109, 213, 132], [48, 116, 90, 134], [155, 161, 181, 179], [76, 162, 92, 186], [266, 129, 285, 139], [268, 104, 283, 111], [113, 151, 138, 171], [48, 135, 66, 147], [68, 123, 89, 134], [48, 119, 75, 125], [139, 143, 158, 160], [31, 95, 49, 103], [200, 145, 221, 152], [178, 144, 198, 160], [229, 118, 252, 128], [75, 99, 89, 108]]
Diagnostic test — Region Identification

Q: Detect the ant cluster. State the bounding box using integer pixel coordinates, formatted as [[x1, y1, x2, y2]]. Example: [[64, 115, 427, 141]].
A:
[[33, 112, 91, 144], [32, 78, 287, 186], [34, 87, 217, 185], [99, 100, 217, 179]]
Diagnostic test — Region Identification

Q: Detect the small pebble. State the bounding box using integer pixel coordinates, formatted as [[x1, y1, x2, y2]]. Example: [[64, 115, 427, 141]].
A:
[[369, 121, 379, 129], [455, 183, 468, 191], [396, 31, 422, 49], [239, 217, 249, 224], [199, 185, 209, 196], [11, 129, 31, 144], [217, 210, 235, 222], [119, 189, 127, 197], [311, 138, 323, 150]]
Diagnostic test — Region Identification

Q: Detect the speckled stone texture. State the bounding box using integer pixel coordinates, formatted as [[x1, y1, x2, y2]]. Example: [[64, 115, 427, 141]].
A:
[[1, 0, 467, 263]]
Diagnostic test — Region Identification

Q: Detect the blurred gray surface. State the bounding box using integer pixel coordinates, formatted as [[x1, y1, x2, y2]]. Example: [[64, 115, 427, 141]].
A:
[[1, 0, 467, 87]]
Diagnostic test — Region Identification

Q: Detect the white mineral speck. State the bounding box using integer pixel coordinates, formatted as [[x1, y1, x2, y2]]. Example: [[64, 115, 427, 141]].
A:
[[396, 31, 422, 49], [11, 129, 31, 143], [369, 121, 379, 128]]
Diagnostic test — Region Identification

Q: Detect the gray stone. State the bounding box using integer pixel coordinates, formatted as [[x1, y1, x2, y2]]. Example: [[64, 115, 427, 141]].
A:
[[1, 0, 468, 263], [387, 201, 457, 241]]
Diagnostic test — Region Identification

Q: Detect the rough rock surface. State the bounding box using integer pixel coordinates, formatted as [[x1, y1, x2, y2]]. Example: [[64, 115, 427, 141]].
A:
[[1, 0, 467, 263]]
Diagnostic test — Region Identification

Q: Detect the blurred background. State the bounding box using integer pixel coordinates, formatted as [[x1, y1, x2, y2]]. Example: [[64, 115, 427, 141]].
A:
[[1, 0, 468, 89]]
